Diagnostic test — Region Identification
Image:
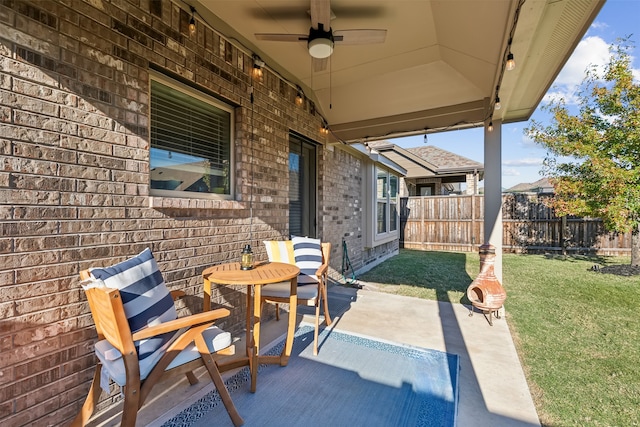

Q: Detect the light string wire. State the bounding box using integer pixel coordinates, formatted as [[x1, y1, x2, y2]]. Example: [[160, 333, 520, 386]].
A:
[[249, 84, 255, 245], [179, 1, 525, 144], [490, 0, 526, 120], [180, 0, 330, 135]]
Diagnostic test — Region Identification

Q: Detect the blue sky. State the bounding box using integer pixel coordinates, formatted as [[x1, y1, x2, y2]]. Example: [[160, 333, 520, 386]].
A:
[[392, 0, 640, 190]]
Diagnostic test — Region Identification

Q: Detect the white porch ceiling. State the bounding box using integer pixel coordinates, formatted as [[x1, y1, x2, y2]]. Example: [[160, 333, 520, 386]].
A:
[[195, 0, 604, 143]]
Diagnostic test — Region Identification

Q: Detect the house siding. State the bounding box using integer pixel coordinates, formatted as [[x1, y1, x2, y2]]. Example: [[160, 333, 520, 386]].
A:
[[0, 1, 398, 425]]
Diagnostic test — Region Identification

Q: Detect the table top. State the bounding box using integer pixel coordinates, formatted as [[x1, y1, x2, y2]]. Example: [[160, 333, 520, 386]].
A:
[[203, 261, 299, 285]]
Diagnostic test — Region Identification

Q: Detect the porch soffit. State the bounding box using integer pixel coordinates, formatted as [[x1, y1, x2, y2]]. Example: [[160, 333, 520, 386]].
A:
[[195, 0, 604, 143]]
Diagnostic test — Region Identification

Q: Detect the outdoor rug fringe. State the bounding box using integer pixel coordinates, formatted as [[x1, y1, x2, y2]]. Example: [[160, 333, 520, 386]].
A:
[[162, 325, 459, 427]]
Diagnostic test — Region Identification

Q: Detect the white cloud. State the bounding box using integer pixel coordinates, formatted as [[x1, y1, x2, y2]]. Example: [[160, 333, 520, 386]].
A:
[[502, 168, 521, 177], [503, 158, 544, 167], [542, 89, 581, 105], [555, 36, 610, 86], [544, 36, 611, 105], [589, 21, 609, 32], [520, 133, 537, 147]]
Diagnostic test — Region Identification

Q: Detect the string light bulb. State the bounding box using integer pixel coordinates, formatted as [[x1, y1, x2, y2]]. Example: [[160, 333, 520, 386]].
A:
[[295, 86, 304, 106], [188, 6, 196, 34], [494, 95, 501, 110], [252, 64, 263, 81], [320, 122, 329, 135], [506, 52, 515, 71], [488, 121, 494, 132], [252, 55, 265, 82]]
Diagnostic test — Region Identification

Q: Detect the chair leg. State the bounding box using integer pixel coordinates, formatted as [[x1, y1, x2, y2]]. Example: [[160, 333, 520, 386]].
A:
[[313, 300, 321, 356], [275, 303, 280, 321], [196, 337, 244, 426], [322, 284, 332, 325], [120, 382, 142, 427], [71, 364, 103, 427], [185, 371, 199, 385], [116, 353, 143, 427]]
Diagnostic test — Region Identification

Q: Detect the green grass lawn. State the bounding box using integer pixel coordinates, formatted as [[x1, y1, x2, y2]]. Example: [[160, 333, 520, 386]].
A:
[[357, 249, 640, 427]]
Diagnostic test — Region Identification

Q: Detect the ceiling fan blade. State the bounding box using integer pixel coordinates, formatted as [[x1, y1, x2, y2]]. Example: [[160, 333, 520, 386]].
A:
[[255, 33, 309, 42], [334, 29, 387, 45], [312, 57, 328, 72], [310, 0, 331, 29]]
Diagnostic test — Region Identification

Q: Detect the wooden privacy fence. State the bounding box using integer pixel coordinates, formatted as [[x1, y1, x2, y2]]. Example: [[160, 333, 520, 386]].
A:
[[400, 194, 632, 256]]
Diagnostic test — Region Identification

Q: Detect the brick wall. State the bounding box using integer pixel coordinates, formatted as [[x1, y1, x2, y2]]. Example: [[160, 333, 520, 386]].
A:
[[320, 145, 364, 279], [0, 1, 398, 425]]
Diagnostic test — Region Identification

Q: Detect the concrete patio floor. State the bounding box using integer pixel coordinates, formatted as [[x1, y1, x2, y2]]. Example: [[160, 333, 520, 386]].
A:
[[87, 283, 540, 426]]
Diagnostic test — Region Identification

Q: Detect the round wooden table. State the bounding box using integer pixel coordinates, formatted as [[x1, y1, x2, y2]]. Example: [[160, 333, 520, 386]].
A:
[[203, 261, 299, 392]]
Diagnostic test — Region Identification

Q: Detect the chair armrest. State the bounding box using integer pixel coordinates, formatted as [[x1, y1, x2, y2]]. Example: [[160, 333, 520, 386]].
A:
[[171, 290, 186, 300], [315, 263, 328, 278], [131, 308, 230, 341]]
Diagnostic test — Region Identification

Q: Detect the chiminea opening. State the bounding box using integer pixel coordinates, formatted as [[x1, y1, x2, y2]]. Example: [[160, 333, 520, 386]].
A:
[[468, 286, 485, 304]]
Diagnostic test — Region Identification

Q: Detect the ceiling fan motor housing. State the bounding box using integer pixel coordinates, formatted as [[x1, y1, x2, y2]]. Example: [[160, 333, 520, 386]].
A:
[[307, 25, 334, 58]]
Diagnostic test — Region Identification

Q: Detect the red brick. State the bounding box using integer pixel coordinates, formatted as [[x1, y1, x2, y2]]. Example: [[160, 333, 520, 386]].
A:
[[12, 206, 77, 220], [13, 318, 78, 347], [1, 336, 60, 368], [13, 352, 62, 381], [14, 235, 78, 252], [0, 366, 13, 386], [14, 290, 79, 315]]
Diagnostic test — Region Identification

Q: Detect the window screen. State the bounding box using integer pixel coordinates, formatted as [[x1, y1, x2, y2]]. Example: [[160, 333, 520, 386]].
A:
[[377, 168, 388, 233], [390, 174, 398, 232], [150, 78, 232, 197], [376, 167, 399, 236]]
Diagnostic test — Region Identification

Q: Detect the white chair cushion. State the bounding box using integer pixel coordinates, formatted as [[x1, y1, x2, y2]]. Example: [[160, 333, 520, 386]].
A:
[[95, 326, 232, 386], [261, 282, 319, 300]]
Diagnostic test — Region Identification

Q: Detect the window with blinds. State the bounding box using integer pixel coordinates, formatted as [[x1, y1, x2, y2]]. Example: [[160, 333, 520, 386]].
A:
[[149, 76, 233, 198]]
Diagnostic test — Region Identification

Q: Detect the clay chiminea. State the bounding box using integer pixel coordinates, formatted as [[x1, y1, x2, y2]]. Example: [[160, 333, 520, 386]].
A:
[[467, 243, 506, 326]]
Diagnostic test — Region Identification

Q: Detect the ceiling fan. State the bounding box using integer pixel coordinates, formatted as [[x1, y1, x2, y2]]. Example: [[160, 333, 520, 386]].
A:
[[254, 0, 387, 71]]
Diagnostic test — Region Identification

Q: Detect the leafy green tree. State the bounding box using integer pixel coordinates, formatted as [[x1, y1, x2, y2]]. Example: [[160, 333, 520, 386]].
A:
[[526, 40, 640, 265]]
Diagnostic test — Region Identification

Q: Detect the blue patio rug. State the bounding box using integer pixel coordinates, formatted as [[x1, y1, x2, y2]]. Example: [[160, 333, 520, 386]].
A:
[[162, 326, 459, 427]]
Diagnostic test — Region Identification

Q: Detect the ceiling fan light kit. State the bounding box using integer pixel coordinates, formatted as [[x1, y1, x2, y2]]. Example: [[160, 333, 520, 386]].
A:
[[254, 1, 386, 67], [307, 26, 334, 58], [308, 37, 334, 58]]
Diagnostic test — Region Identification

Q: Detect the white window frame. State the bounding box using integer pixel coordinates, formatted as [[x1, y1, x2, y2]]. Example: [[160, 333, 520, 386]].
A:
[[362, 150, 404, 248], [149, 72, 234, 200]]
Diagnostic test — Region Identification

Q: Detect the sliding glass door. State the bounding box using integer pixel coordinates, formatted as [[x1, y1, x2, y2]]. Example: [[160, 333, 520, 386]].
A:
[[289, 134, 317, 237]]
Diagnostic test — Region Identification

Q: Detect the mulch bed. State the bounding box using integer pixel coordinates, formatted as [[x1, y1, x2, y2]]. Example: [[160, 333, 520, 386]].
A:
[[592, 264, 640, 276]]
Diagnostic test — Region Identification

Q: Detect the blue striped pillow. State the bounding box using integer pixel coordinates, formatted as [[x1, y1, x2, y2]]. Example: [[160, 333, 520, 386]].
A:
[[292, 236, 322, 285], [89, 248, 177, 362]]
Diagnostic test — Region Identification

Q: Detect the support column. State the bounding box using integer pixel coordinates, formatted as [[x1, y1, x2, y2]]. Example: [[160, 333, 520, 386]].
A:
[[483, 119, 503, 282]]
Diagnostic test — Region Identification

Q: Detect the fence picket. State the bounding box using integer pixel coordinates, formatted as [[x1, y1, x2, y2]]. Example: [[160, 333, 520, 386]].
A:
[[399, 194, 631, 256]]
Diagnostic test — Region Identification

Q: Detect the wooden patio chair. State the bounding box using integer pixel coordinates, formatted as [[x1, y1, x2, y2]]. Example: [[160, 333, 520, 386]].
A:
[[72, 248, 243, 427], [262, 237, 332, 355]]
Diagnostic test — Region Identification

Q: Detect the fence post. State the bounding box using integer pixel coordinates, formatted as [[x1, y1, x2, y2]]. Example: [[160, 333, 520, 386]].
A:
[[561, 215, 567, 255], [421, 196, 425, 250], [471, 194, 476, 248]]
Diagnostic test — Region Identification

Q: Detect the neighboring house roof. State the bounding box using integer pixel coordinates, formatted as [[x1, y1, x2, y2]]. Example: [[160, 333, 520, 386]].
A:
[[366, 141, 484, 180], [505, 177, 554, 193]]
